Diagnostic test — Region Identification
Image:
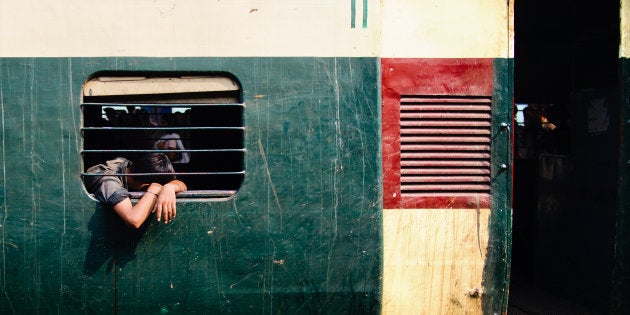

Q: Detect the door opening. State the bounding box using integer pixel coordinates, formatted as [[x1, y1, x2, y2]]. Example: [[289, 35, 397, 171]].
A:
[[510, 0, 620, 313]]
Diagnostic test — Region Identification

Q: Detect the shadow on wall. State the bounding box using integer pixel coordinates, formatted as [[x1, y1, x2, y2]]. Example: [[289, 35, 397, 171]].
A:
[[83, 206, 146, 275]]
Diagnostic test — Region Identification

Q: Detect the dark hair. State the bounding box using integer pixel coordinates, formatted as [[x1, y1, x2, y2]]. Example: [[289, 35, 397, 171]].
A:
[[129, 153, 176, 185]]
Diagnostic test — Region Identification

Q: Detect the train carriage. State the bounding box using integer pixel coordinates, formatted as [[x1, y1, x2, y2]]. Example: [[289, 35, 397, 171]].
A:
[[0, 0, 628, 314]]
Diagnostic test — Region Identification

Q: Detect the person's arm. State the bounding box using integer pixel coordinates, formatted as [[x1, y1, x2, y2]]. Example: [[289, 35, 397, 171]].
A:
[[112, 182, 164, 229], [153, 179, 187, 223]]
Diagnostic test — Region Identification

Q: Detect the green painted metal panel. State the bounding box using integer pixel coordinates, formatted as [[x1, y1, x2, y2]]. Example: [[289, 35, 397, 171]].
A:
[[0, 57, 382, 314], [482, 58, 513, 314]]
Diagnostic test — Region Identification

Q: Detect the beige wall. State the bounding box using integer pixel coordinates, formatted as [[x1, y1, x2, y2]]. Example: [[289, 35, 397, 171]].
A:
[[0, 0, 379, 57], [1, 0, 516, 58], [380, 0, 513, 58], [382, 208, 490, 314]]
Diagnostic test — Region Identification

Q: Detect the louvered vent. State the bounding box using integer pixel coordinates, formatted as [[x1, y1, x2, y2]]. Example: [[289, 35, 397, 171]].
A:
[[399, 95, 491, 199]]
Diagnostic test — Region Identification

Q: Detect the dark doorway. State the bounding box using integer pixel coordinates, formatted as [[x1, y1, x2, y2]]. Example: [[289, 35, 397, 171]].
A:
[[510, 1, 620, 313]]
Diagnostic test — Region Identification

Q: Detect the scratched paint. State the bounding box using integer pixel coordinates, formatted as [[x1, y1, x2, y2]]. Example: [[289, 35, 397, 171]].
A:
[[380, 58, 513, 314], [0, 57, 381, 313]]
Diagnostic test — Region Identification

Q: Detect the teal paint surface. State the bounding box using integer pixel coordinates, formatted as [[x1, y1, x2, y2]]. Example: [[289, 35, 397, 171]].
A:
[[612, 57, 630, 315], [0, 57, 382, 314], [482, 58, 514, 314], [350, 0, 368, 28], [351, 0, 356, 28]]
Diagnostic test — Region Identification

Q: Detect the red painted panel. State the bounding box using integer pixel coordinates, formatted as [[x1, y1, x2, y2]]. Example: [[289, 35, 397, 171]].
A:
[[381, 58, 494, 209], [382, 58, 494, 97]]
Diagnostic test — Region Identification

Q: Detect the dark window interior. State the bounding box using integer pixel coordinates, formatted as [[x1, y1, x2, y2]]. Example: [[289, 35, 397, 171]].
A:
[[81, 72, 245, 198]]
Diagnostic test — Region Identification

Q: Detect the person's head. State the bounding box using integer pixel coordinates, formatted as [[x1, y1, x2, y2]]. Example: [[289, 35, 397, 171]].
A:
[[126, 153, 176, 189], [157, 139, 182, 162]]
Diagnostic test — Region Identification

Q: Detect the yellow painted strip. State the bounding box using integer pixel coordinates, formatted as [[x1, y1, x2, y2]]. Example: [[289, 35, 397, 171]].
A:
[[382, 208, 489, 314], [380, 0, 511, 58]]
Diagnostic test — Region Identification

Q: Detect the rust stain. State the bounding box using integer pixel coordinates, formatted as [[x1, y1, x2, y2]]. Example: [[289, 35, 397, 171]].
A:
[[466, 287, 483, 299]]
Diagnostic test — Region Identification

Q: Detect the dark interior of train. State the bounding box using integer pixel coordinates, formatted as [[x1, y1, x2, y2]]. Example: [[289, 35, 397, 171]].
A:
[[82, 75, 245, 196], [510, 0, 620, 312]]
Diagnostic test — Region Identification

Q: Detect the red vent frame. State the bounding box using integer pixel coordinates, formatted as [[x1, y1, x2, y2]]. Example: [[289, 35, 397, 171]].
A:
[[382, 58, 494, 209]]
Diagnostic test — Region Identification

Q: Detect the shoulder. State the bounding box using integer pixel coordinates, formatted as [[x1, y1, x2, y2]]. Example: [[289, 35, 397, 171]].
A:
[[84, 157, 129, 193], [86, 157, 129, 175]]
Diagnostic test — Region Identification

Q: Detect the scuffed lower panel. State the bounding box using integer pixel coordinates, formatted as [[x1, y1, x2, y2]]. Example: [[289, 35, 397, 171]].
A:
[[0, 57, 382, 314], [382, 208, 489, 314]]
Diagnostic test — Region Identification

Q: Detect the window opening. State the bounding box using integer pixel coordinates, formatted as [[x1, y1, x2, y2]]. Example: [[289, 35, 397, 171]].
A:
[[81, 72, 245, 199]]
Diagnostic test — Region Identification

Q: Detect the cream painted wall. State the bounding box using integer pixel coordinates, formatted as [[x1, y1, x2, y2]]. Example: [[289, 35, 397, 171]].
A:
[[1, 0, 514, 58], [380, 0, 513, 58], [0, 0, 379, 57], [382, 208, 490, 314], [622, 0, 630, 57]]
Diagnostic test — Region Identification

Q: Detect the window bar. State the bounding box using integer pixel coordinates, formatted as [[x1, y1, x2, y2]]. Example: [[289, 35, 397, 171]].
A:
[[81, 102, 245, 107], [81, 149, 246, 153], [81, 171, 246, 177], [128, 190, 238, 199], [81, 126, 245, 131]]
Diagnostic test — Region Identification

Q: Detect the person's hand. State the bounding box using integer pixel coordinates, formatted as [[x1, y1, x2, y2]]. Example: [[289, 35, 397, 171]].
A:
[[153, 183, 177, 223]]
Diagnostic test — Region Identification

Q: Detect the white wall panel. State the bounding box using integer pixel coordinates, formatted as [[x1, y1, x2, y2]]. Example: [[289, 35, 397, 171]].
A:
[[0, 0, 379, 57]]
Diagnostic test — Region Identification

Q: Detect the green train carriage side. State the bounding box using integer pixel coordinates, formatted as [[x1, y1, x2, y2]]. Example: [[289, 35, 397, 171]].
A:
[[0, 1, 629, 314]]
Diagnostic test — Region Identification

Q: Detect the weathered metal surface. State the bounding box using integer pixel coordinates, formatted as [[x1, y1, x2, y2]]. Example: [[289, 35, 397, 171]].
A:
[[381, 58, 495, 209], [380, 57, 512, 314], [482, 58, 513, 315], [0, 57, 382, 314], [382, 208, 491, 314]]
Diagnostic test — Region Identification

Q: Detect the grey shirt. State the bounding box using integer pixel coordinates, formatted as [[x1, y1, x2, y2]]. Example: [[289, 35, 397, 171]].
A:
[[84, 157, 131, 206]]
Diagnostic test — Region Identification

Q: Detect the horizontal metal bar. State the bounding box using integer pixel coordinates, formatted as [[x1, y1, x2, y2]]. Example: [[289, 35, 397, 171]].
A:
[[401, 176, 491, 183], [81, 149, 245, 153], [128, 190, 238, 199], [400, 97, 491, 103], [401, 168, 490, 175], [401, 184, 490, 191], [401, 136, 490, 143], [82, 126, 244, 131], [400, 128, 490, 135], [401, 160, 491, 167], [82, 102, 245, 107], [401, 192, 491, 198], [400, 112, 491, 119], [82, 171, 245, 176], [401, 121, 491, 127], [400, 105, 491, 111], [401, 144, 491, 151], [401, 152, 491, 159]]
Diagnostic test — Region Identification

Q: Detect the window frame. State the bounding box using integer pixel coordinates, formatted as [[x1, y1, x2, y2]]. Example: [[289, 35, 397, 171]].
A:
[[80, 71, 245, 200]]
